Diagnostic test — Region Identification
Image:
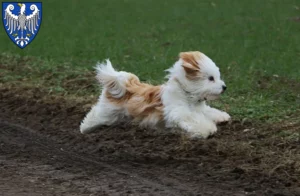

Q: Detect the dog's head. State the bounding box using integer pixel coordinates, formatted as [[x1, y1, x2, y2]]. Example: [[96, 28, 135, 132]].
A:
[[174, 51, 226, 101]]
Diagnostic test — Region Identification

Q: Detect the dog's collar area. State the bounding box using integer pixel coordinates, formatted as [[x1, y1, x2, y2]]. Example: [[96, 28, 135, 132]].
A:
[[173, 78, 191, 95], [198, 98, 206, 103], [173, 78, 205, 102]]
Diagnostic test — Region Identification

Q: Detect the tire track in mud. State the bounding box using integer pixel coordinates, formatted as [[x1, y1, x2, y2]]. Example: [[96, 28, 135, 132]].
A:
[[0, 120, 240, 196]]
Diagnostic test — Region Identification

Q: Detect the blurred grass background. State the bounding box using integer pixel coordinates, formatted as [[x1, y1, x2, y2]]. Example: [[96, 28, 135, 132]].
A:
[[0, 0, 299, 121]]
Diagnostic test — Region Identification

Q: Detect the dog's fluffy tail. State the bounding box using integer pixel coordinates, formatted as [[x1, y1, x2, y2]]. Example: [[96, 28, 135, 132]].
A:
[[96, 60, 129, 98], [80, 60, 129, 134]]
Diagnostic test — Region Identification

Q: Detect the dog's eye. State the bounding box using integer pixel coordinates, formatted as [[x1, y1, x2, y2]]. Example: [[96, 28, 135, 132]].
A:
[[208, 76, 214, 81]]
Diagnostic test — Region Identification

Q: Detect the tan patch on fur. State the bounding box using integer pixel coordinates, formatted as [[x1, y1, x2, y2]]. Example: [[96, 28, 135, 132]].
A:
[[106, 74, 163, 124], [179, 51, 203, 80]]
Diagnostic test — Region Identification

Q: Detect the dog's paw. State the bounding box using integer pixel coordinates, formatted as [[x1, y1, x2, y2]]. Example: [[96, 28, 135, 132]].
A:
[[187, 131, 210, 139], [215, 112, 231, 124], [183, 122, 217, 139], [206, 122, 218, 137]]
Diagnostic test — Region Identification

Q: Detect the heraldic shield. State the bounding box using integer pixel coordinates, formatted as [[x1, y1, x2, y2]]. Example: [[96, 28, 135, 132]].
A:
[[2, 2, 42, 49]]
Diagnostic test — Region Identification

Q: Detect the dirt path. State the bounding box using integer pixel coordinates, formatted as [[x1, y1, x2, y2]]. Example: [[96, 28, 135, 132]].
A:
[[0, 120, 207, 195], [0, 86, 299, 196]]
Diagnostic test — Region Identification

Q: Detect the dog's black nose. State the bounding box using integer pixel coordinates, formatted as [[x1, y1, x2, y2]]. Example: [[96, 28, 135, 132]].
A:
[[222, 85, 227, 91]]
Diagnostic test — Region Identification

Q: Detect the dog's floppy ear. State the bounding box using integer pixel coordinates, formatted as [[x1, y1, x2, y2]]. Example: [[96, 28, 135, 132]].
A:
[[179, 51, 202, 80]]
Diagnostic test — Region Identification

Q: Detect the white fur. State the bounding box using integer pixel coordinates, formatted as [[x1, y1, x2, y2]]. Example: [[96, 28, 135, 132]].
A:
[[95, 60, 130, 99], [162, 53, 230, 138], [80, 53, 230, 139]]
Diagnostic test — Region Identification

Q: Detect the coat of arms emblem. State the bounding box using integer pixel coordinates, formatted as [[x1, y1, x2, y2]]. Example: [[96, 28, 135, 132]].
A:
[[2, 2, 42, 49]]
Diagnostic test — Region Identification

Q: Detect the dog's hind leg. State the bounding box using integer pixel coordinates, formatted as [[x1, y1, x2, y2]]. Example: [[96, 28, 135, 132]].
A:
[[80, 93, 123, 134]]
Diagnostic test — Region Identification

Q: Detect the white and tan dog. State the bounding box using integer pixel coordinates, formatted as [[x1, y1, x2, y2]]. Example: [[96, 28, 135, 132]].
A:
[[80, 51, 230, 138]]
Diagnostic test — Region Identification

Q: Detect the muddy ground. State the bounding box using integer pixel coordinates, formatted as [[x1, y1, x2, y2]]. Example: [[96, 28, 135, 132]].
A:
[[0, 85, 299, 196]]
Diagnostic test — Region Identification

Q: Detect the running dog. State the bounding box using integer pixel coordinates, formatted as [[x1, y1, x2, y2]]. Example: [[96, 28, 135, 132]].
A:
[[80, 51, 230, 138]]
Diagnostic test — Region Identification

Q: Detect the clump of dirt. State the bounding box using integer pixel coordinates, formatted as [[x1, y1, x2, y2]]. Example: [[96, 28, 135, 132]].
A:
[[0, 84, 299, 195], [289, 16, 300, 22]]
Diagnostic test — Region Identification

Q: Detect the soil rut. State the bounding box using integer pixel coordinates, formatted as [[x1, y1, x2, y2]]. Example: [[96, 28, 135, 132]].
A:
[[0, 86, 299, 196]]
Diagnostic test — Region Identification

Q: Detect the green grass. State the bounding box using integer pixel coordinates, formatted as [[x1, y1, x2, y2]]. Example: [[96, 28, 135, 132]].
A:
[[1, 0, 300, 122]]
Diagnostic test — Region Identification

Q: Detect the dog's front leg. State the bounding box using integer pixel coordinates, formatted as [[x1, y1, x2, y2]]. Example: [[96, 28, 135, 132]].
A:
[[198, 103, 231, 124], [165, 106, 217, 139]]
